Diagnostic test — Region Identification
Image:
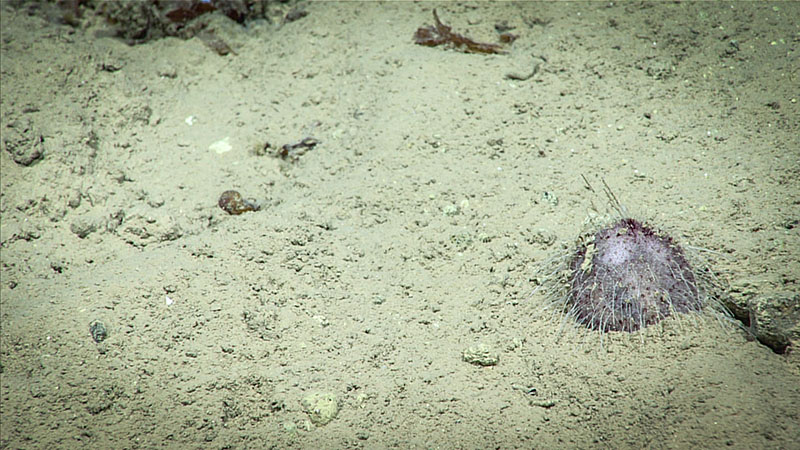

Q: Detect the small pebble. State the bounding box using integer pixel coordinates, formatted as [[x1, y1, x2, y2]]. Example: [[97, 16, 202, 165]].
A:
[[218, 190, 260, 215], [89, 320, 107, 343]]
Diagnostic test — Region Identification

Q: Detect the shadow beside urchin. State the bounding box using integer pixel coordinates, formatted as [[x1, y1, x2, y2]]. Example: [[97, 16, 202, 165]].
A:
[[530, 179, 739, 349]]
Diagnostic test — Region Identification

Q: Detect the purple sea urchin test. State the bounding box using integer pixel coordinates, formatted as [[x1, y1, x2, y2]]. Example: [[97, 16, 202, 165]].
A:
[[567, 218, 702, 332]]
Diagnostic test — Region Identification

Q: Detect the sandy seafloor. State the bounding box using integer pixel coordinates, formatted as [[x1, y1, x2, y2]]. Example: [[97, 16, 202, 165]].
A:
[[1, 1, 799, 448]]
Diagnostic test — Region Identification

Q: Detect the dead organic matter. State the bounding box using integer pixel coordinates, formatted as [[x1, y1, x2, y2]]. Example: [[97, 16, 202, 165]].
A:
[[414, 9, 507, 54]]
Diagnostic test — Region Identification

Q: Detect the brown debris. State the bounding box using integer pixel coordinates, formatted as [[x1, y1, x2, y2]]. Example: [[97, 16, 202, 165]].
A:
[[164, 0, 248, 24], [498, 32, 518, 44], [413, 9, 507, 55], [276, 137, 319, 161], [165, 0, 216, 23]]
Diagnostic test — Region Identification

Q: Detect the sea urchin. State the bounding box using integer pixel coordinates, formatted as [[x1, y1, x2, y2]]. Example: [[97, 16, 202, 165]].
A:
[[566, 218, 703, 333]]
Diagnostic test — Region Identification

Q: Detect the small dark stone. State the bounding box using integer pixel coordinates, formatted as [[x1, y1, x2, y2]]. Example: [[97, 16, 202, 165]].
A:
[[218, 190, 260, 215], [283, 7, 308, 23], [89, 320, 108, 343]]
